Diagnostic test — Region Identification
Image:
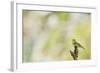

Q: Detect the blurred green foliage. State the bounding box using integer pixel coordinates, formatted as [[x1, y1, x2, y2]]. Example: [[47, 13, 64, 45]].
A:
[[23, 10, 91, 62]]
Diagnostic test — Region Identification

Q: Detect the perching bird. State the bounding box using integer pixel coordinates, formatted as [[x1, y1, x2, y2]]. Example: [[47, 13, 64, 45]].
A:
[[70, 39, 85, 60], [72, 39, 85, 49]]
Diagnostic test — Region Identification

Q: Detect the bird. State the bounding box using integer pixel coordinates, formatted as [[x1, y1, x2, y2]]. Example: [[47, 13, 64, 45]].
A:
[[72, 39, 85, 49], [70, 39, 85, 60]]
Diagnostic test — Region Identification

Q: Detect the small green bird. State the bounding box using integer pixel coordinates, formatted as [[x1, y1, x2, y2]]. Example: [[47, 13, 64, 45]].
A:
[[70, 39, 85, 60], [72, 39, 85, 49]]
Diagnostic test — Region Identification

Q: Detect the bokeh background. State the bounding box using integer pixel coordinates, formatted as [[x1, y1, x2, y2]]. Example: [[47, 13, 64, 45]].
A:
[[22, 10, 91, 62]]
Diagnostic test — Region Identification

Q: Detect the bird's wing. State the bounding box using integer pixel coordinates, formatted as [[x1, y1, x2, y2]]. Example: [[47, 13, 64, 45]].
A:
[[77, 42, 85, 49]]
